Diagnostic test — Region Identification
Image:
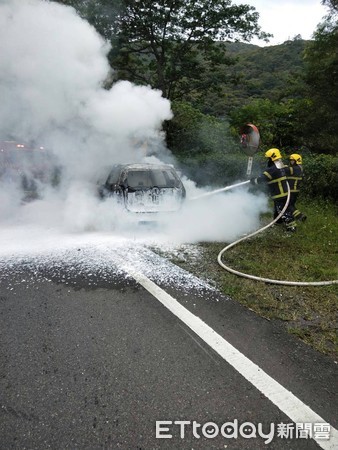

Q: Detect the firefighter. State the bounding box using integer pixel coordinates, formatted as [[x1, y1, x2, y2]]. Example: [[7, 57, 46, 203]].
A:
[[285, 153, 306, 222], [250, 148, 297, 232]]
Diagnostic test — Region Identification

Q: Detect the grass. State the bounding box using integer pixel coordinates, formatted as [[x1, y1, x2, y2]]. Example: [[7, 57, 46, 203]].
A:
[[158, 198, 338, 359]]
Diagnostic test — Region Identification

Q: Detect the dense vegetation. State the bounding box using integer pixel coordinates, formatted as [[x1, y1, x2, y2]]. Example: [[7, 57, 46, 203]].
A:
[[52, 0, 338, 200]]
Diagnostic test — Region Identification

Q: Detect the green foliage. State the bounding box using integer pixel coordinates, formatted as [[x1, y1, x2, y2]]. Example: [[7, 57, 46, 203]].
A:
[[167, 101, 232, 155], [302, 154, 338, 201], [218, 39, 308, 113], [300, 10, 338, 154], [229, 98, 282, 144], [167, 103, 338, 199], [166, 101, 250, 185], [229, 97, 318, 149]]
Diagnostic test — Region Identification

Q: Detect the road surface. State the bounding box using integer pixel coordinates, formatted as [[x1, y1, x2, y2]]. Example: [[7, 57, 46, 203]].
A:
[[0, 243, 337, 449]]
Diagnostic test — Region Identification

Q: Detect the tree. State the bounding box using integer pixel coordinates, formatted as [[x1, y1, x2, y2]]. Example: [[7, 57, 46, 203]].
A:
[[52, 0, 271, 101], [111, 0, 272, 101], [322, 0, 338, 14], [301, 3, 338, 153]]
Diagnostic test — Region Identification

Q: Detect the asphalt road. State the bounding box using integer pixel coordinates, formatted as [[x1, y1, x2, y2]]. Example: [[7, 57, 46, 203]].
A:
[[0, 259, 337, 450]]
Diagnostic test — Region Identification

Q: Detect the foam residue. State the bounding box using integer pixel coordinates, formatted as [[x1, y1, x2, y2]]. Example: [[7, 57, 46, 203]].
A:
[[0, 232, 217, 295]]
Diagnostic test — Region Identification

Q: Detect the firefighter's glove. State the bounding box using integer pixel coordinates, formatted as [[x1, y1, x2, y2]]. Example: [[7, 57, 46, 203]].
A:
[[250, 177, 258, 185]]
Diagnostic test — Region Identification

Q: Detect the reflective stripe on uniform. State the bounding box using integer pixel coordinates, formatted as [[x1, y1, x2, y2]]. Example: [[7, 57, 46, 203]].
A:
[[267, 175, 288, 198], [272, 192, 288, 199], [287, 176, 302, 192], [263, 171, 273, 180]]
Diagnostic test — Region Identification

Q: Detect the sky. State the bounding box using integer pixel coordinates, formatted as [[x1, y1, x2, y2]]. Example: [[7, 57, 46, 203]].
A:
[[240, 0, 329, 46]]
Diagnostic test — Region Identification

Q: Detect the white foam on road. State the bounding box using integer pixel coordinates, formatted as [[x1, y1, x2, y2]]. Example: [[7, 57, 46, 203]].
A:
[[0, 224, 215, 294]]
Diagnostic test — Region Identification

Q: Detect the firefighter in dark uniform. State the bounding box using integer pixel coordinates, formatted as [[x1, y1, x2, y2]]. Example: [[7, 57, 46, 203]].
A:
[[250, 148, 297, 232], [285, 153, 306, 222]]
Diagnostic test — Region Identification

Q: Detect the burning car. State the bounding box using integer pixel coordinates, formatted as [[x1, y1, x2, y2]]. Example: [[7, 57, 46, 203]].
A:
[[98, 163, 186, 215]]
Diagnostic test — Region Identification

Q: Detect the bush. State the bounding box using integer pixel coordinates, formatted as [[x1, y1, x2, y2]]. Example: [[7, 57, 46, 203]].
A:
[[167, 101, 236, 159], [302, 154, 338, 202]]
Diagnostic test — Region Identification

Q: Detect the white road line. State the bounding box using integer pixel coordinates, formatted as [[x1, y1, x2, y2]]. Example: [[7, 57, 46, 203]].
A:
[[127, 268, 338, 450]]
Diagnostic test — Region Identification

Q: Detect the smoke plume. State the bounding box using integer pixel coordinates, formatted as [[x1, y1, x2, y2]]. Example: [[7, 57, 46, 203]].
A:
[[0, 0, 268, 250]]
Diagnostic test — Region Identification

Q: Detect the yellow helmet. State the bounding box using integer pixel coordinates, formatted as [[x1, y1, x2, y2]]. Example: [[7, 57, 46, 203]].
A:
[[290, 153, 302, 164], [265, 148, 282, 161]]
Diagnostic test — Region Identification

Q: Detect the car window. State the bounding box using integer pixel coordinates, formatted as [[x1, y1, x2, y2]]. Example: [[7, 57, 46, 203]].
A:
[[127, 170, 152, 187], [165, 170, 180, 187], [107, 166, 122, 184], [104, 165, 182, 189], [151, 170, 170, 186]]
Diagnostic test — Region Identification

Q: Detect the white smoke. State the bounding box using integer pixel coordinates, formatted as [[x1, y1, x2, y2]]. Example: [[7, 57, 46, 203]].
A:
[[0, 0, 269, 252], [169, 187, 267, 243], [0, 0, 172, 179]]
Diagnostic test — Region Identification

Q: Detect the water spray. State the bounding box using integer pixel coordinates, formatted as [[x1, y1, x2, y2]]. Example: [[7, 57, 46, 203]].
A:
[[189, 180, 250, 201]]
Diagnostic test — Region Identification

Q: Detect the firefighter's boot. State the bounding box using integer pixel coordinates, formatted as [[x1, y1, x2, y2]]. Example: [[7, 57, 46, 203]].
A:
[[293, 210, 307, 222]]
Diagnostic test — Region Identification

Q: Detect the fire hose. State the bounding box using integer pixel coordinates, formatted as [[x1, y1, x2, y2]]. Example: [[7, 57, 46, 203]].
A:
[[190, 181, 338, 286], [189, 180, 251, 200]]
